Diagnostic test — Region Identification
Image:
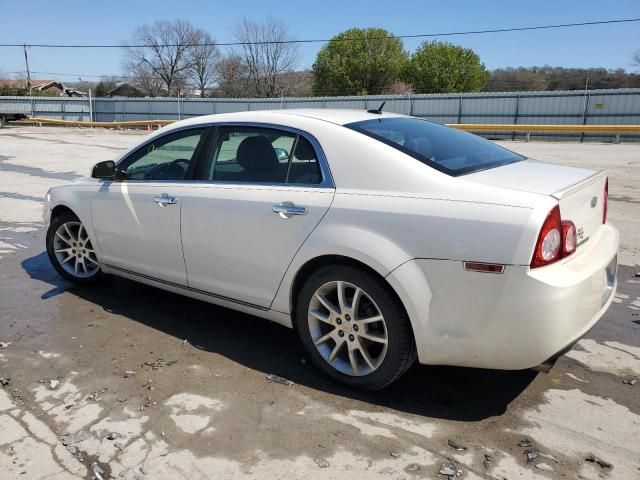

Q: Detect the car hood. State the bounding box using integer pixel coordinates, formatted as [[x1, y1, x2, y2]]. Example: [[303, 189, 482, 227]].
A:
[[464, 159, 599, 197]]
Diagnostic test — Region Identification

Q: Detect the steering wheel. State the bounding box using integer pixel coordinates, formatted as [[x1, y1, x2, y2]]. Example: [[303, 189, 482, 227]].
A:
[[143, 158, 190, 180]]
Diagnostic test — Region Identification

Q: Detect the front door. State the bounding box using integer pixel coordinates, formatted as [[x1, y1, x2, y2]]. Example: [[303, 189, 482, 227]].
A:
[[91, 128, 207, 285], [181, 125, 334, 308]]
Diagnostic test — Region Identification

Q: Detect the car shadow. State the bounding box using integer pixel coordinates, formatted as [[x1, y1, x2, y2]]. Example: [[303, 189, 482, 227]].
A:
[[22, 252, 537, 422]]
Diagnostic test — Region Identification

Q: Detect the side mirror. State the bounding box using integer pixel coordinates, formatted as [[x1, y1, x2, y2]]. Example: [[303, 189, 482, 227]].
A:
[[274, 147, 289, 161], [92, 160, 117, 179]]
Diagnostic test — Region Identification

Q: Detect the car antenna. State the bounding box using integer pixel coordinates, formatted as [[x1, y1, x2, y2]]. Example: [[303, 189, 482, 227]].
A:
[[367, 101, 386, 115]]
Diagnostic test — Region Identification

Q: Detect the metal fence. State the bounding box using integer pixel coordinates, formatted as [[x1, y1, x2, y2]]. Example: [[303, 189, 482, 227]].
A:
[[2, 88, 640, 141]]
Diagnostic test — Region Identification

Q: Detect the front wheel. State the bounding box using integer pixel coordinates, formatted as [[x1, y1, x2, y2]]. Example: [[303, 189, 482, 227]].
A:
[[295, 265, 416, 390], [46, 211, 103, 284]]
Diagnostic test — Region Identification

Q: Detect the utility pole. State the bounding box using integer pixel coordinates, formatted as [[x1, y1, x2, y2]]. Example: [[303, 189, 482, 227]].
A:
[[23, 44, 32, 95], [580, 75, 591, 143]]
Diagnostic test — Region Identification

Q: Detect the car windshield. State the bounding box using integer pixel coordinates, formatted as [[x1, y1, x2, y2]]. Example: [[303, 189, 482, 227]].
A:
[[346, 117, 524, 176]]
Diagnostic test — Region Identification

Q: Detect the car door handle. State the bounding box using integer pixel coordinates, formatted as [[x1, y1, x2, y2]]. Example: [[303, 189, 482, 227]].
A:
[[272, 202, 308, 218], [153, 194, 177, 206]]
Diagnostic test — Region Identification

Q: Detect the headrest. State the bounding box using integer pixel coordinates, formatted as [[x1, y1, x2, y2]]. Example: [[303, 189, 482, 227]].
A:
[[294, 138, 316, 160], [237, 136, 278, 171]]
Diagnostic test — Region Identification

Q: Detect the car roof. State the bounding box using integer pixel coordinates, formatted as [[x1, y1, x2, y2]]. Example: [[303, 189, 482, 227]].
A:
[[275, 108, 404, 125], [170, 108, 404, 130]]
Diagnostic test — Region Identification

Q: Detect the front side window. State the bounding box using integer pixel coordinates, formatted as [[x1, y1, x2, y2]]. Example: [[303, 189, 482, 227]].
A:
[[120, 129, 205, 181], [346, 117, 524, 176], [200, 127, 322, 184]]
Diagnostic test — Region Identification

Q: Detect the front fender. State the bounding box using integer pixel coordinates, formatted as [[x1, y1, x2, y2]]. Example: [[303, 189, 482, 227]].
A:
[[46, 185, 99, 256]]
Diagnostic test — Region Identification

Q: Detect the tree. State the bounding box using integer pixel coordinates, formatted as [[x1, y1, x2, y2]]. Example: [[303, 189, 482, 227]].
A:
[[189, 30, 220, 97], [485, 67, 547, 91], [633, 50, 640, 69], [124, 20, 198, 96], [402, 41, 488, 93], [0, 74, 25, 95], [312, 28, 407, 96], [386, 81, 413, 95], [484, 66, 640, 91], [213, 53, 251, 97], [123, 59, 165, 96], [71, 79, 95, 94], [234, 17, 300, 97], [94, 76, 120, 97], [278, 70, 313, 97]]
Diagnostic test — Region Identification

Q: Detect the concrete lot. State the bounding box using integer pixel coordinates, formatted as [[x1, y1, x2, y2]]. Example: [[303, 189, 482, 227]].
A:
[[0, 126, 639, 480]]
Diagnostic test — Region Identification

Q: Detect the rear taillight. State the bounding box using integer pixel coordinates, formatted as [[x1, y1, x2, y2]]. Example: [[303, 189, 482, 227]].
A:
[[562, 220, 577, 256], [603, 178, 608, 224], [531, 206, 576, 268], [531, 206, 562, 268]]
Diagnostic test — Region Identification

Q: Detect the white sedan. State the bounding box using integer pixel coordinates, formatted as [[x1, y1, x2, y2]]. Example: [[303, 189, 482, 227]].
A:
[[44, 109, 618, 390]]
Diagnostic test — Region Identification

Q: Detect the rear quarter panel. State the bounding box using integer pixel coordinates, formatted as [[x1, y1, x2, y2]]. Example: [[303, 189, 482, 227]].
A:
[[270, 190, 553, 314]]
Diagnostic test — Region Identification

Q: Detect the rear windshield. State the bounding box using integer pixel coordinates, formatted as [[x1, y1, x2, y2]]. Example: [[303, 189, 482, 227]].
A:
[[346, 117, 524, 176]]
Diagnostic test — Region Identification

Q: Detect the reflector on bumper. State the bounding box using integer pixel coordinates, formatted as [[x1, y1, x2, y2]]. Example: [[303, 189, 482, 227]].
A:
[[602, 255, 617, 307]]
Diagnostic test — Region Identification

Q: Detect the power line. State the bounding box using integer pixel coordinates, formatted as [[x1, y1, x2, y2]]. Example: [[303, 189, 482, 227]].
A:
[[0, 18, 638, 48]]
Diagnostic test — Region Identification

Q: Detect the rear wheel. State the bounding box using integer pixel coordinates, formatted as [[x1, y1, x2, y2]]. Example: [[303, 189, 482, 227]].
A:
[[295, 265, 416, 390], [46, 211, 103, 284]]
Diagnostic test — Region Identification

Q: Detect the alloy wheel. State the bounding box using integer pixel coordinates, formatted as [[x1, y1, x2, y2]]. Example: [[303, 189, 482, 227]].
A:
[[52, 221, 100, 279], [307, 281, 388, 376]]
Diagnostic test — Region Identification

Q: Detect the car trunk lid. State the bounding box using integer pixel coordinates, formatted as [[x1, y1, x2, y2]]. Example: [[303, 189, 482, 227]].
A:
[[466, 159, 607, 250]]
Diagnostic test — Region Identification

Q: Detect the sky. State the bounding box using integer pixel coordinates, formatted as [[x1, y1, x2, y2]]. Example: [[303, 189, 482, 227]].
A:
[[0, 0, 639, 82]]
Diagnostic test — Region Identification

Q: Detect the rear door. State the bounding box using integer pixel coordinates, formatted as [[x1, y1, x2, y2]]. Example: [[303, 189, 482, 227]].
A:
[[181, 125, 334, 308]]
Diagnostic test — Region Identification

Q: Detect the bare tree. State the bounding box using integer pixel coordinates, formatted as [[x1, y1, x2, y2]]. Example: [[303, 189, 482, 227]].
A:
[[123, 59, 165, 96], [124, 20, 198, 96], [633, 50, 640, 69], [189, 30, 220, 97], [214, 53, 251, 97], [277, 70, 313, 97], [71, 78, 96, 94], [234, 18, 300, 97]]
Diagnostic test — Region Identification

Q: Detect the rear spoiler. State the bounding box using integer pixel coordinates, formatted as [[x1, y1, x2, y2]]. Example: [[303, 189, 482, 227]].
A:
[[551, 170, 606, 200]]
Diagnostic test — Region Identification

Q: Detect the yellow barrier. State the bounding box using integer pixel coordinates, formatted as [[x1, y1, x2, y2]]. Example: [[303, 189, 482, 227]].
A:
[[13, 117, 640, 135], [15, 117, 174, 129], [449, 123, 640, 133]]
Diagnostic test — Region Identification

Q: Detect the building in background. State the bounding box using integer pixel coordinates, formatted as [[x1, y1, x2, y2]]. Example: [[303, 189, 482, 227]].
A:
[[107, 83, 144, 98], [0, 78, 87, 97]]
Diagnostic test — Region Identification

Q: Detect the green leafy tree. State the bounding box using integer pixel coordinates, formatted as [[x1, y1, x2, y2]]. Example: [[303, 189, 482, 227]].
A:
[[312, 28, 407, 96], [402, 41, 489, 93]]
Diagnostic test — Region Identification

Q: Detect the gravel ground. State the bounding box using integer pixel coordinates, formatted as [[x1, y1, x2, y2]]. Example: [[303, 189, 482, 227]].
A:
[[0, 126, 639, 480]]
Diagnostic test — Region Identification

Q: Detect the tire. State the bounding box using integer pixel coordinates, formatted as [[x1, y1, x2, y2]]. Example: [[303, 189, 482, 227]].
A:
[[295, 264, 416, 390], [46, 211, 104, 284]]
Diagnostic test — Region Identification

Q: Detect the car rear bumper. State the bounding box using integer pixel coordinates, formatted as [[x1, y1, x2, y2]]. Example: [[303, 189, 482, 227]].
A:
[[386, 223, 619, 370]]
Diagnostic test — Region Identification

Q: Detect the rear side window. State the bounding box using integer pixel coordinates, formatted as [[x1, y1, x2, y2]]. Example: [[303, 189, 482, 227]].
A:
[[346, 117, 524, 176], [200, 126, 322, 184]]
